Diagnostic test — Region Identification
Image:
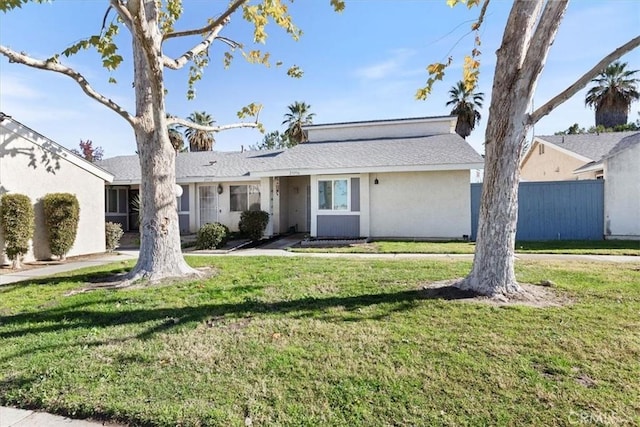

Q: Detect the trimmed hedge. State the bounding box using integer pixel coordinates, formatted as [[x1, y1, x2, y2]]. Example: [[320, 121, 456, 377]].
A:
[[239, 210, 269, 242], [105, 222, 124, 252], [196, 222, 229, 249], [43, 193, 80, 260], [0, 193, 34, 266]]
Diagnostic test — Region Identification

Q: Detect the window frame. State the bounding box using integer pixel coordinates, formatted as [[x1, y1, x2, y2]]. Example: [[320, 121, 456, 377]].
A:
[[105, 187, 127, 214], [318, 178, 350, 212], [230, 184, 261, 212]]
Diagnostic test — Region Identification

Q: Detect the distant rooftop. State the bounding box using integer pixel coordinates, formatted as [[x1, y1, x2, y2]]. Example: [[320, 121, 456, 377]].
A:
[[537, 132, 639, 162]]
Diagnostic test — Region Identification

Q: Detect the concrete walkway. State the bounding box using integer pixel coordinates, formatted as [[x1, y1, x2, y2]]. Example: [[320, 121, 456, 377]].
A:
[[0, 252, 137, 285], [0, 406, 123, 426]]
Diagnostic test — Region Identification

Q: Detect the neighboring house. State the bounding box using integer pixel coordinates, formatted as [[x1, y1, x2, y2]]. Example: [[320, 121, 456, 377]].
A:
[[0, 114, 114, 263], [603, 133, 640, 240], [98, 116, 484, 240], [520, 132, 638, 181]]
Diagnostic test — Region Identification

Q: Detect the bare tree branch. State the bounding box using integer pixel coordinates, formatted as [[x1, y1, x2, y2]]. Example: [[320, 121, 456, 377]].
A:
[[167, 117, 259, 132], [163, 0, 248, 41], [0, 45, 137, 127], [163, 22, 226, 70], [520, 1, 568, 94], [108, 0, 134, 33], [529, 35, 640, 125]]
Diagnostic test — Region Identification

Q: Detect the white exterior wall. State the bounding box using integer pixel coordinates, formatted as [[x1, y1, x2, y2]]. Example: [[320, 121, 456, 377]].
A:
[[0, 125, 109, 262], [307, 118, 455, 142], [194, 180, 262, 232], [604, 143, 640, 240], [368, 170, 470, 239]]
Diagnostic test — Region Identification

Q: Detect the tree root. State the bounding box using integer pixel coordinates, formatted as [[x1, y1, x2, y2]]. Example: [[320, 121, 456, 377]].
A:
[[64, 267, 213, 296]]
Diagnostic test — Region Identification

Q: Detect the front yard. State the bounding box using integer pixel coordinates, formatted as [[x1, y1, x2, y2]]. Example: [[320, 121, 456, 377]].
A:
[[1, 256, 638, 426]]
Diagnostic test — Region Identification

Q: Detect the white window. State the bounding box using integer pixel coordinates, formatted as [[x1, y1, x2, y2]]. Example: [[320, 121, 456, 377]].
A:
[[230, 185, 261, 212], [318, 179, 349, 211], [105, 188, 127, 214]]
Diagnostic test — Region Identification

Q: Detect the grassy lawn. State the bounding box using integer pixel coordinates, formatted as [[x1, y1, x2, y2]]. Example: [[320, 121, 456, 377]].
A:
[[292, 240, 640, 256], [1, 257, 639, 426]]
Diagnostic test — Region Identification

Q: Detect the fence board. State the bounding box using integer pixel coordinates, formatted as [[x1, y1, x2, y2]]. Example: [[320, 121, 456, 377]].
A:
[[471, 180, 604, 241]]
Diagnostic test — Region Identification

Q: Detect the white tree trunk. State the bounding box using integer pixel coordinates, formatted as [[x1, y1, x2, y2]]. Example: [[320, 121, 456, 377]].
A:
[[461, 0, 568, 296], [125, 0, 199, 282]]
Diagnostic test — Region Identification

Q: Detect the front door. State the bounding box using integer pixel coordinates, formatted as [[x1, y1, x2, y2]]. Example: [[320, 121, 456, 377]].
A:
[[199, 185, 218, 226]]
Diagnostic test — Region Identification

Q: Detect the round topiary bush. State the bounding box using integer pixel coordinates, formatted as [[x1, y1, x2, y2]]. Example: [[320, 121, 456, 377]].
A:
[[105, 221, 124, 252], [238, 210, 269, 242], [196, 222, 229, 249], [42, 193, 80, 260], [0, 193, 34, 269]]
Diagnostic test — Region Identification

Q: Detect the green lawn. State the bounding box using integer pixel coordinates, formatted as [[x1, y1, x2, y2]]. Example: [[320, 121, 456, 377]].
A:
[[1, 257, 639, 426], [292, 240, 640, 256]]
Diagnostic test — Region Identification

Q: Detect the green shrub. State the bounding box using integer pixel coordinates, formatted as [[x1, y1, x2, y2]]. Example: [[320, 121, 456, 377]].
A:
[[43, 193, 80, 260], [0, 193, 34, 268], [105, 222, 124, 252], [196, 222, 229, 249], [239, 210, 269, 241]]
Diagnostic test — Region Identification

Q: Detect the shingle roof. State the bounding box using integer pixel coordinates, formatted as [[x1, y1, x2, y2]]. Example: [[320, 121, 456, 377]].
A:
[[605, 132, 640, 158], [260, 134, 483, 173], [97, 150, 282, 183], [537, 132, 639, 161], [98, 133, 483, 183]]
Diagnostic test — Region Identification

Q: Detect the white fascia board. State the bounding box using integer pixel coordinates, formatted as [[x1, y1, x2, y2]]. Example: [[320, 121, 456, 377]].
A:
[[111, 175, 260, 186], [250, 162, 485, 177], [572, 162, 603, 175], [534, 136, 593, 163], [1, 119, 115, 183], [178, 175, 259, 184]]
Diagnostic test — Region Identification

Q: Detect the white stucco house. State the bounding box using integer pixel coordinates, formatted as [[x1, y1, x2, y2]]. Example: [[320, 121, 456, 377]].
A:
[[603, 133, 640, 240], [0, 114, 114, 263], [98, 116, 484, 240]]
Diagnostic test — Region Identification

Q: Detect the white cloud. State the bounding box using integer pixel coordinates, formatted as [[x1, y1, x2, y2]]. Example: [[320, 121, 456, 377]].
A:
[[0, 73, 43, 100], [353, 49, 417, 80]]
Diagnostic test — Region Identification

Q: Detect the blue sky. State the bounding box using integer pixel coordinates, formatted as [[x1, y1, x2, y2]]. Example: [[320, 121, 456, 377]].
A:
[[1, 0, 639, 158]]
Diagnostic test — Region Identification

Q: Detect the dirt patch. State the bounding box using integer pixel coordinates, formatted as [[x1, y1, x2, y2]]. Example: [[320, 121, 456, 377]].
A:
[[0, 252, 115, 275], [421, 279, 572, 308]]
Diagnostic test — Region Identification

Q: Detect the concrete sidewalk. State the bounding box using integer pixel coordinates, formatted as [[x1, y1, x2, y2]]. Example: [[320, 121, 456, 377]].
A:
[[0, 406, 123, 426], [0, 252, 137, 285]]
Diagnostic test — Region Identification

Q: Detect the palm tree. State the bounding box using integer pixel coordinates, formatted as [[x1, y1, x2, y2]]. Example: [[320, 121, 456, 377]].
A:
[[446, 81, 484, 139], [165, 114, 186, 152], [282, 101, 315, 145], [185, 111, 216, 151], [585, 61, 640, 129]]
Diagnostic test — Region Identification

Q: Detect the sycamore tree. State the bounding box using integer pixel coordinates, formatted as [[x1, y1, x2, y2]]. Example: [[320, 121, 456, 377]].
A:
[[0, 0, 345, 283], [418, 0, 640, 297]]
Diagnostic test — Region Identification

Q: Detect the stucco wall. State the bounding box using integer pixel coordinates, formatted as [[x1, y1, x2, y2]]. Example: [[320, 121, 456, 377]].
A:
[[195, 180, 262, 232], [0, 127, 108, 263], [604, 143, 640, 239], [521, 142, 597, 181], [368, 170, 470, 239]]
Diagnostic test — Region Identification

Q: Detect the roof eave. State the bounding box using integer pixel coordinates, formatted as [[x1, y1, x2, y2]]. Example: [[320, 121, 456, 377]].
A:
[[250, 162, 485, 177]]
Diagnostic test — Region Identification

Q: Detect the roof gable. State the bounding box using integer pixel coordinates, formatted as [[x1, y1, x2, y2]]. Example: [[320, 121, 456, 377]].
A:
[[0, 115, 114, 183], [535, 132, 636, 162]]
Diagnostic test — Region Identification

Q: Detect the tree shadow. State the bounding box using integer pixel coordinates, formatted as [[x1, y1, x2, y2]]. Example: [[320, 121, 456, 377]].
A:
[[0, 286, 479, 341]]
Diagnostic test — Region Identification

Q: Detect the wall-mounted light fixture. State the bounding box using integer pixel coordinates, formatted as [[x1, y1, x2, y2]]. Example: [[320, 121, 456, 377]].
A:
[[217, 183, 224, 195], [374, 176, 379, 185]]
